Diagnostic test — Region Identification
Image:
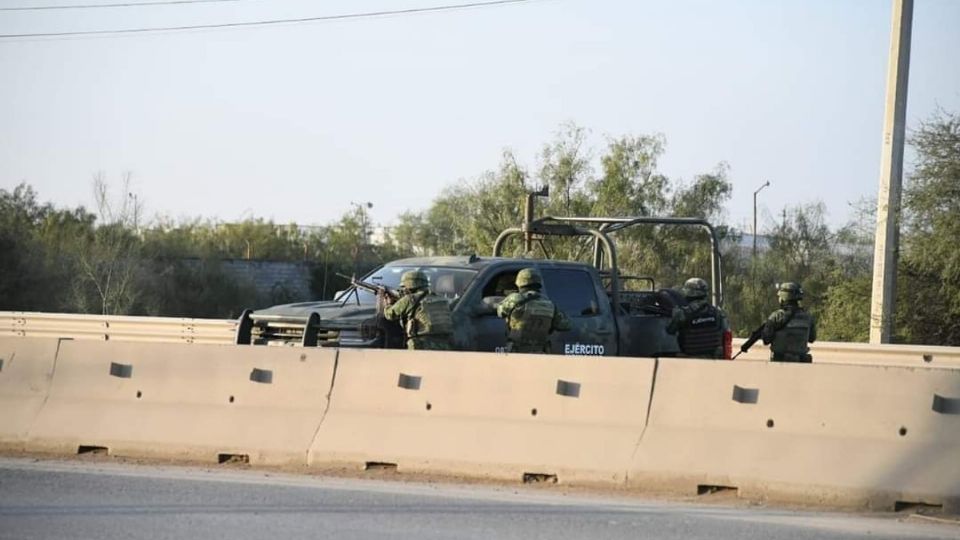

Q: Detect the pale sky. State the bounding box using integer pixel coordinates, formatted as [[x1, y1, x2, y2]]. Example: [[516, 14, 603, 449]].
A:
[[1, 0, 958, 234]]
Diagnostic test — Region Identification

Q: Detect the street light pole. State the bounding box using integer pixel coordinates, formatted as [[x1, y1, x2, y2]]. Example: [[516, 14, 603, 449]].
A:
[[752, 180, 770, 258]]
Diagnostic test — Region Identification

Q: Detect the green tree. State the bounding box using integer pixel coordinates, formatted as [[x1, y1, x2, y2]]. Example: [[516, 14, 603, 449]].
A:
[[540, 123, 592, 216], [724, 202, 836, 336], [399, 150, 529, 257], [69, 175, 145, 315], [0, 183, 95, 312], [897, 109, 960, 344], [141, 257, 258, 318], [817, 198, 874, 341], [391, 211, 428, 257], [591, 134, 667, 216]]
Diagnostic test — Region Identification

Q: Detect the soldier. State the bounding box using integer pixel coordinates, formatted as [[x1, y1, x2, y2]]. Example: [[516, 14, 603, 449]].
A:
[[383, 270, 454, 350], [496, 268, 571, 353], [761, 281, 817, 362], [666, 277, 727, 358]]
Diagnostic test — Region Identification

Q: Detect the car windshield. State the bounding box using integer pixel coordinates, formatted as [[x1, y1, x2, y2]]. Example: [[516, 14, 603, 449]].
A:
[[338, 266, 478, 303]]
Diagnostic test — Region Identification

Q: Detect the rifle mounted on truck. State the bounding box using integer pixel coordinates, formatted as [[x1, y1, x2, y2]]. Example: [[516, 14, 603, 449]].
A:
[[335, 273, 401, 302]]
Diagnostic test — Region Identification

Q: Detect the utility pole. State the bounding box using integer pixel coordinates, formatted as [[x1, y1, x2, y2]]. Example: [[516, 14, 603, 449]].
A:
[[752, 180, 770, 259], [870, 0, 913, 344]]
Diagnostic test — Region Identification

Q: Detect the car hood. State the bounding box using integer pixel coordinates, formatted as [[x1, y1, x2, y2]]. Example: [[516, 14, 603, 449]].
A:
[[253, 299, 377, 326]]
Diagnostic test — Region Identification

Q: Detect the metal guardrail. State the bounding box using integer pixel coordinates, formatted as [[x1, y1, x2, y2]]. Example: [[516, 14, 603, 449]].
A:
[[2, 311, 959, 367], [0, 311, 236, 345], [732, 337, 960, 368]]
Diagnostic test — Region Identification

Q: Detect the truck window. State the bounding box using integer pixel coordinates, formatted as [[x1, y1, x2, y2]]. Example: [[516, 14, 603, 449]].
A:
[[542, 268, 600, 317], [481, 270, 519, 298], [341, 266, 477, 303]]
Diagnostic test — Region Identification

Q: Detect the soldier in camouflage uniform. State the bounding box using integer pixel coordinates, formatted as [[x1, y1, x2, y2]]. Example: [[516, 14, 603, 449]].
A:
[[383, 270, 454, 350], [762, 282, 817, 362], [496, 268, 571, 353], [666, 277, 728, 358]]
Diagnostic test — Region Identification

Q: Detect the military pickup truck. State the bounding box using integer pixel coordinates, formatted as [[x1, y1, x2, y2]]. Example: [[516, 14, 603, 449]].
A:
[[236, 204, 731, 359]]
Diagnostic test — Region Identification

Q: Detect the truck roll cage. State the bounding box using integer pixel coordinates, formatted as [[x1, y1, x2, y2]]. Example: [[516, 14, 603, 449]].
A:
[[493, 214, 723, 308]]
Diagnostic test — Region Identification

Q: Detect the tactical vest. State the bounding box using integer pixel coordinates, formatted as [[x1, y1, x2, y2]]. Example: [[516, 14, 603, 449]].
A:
[[770, 308, 813, 361], [678, 304, 722, 358], [407, 293, 454, 338], [507, 292, 557, 350]]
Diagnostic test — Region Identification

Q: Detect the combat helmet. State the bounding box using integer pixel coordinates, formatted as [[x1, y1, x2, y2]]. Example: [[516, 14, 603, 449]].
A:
[[777, 282, 804, 304], [515, 268, 543, 289], [681, 277, 709, 300], [401, 270, 429, 291]]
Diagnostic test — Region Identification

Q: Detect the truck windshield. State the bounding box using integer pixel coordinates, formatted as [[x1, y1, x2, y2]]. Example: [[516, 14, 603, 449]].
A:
[[339, 266, 478, 303]]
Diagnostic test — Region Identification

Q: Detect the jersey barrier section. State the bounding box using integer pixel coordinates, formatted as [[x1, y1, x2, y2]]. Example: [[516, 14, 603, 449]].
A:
[[16, 339, 336, 465], [0, 337, 60, 447], [0, 328, 958, 512], [629, 359, 960, 512], [307, 348, 656, 484]]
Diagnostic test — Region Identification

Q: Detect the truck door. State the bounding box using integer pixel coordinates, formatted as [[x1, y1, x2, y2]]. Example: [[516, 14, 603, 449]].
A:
[[541, 268, 618, 356], [465, 268, 519, 352]]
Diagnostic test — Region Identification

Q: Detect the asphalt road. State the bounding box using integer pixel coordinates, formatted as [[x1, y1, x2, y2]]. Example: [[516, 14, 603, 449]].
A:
[[0, 458, 956, 540]]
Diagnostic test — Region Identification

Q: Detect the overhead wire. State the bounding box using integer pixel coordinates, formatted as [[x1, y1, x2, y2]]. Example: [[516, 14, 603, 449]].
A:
[[0, 0, 537, 39], [0, 0, 253, 11]]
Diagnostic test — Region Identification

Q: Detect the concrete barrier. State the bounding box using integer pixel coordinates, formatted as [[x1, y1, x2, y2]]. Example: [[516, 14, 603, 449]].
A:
[[6, 310, 960, 368], [810, 341, 960, 368], [629, 359, 960, 511], [26, 340, 336, 465], [308, 348, 656, 484], [0, 337, 60, 447], [731, 337, 960, 368], [3, 332, 959, 511]]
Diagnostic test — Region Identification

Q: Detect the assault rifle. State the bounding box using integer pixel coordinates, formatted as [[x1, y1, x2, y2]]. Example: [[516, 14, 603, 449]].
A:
[[732, 323, 765, 360], [336, 273, 402, 302]]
